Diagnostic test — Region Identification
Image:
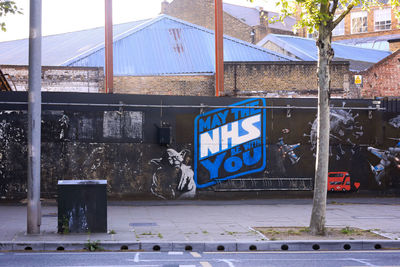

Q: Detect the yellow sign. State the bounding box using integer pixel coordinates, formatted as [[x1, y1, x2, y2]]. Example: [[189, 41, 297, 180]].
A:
[[354, 75, 362, 85]]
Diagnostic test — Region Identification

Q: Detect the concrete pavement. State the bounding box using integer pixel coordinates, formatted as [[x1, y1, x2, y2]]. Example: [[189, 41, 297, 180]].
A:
[[1, 198, 400, 252]]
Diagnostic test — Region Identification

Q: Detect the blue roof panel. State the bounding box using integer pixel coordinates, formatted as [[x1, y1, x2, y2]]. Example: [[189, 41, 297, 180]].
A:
[[0, 20, 150, 66], [257, 34, 392, 69], [66, 15, 293, 75], [0, 15, 292, 75]]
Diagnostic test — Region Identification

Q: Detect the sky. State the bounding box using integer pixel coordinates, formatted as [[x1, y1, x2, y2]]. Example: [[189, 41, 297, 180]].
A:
[[0, 0, 278, 42]]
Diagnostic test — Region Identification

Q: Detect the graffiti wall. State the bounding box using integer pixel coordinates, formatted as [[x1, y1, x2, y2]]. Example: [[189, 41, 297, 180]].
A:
[[0, 92, 399, 200]]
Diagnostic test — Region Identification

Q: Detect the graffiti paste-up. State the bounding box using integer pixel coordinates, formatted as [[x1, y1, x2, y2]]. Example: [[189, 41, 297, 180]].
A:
[[194, 98, 267, 188], [389, 115, 400, 128], [277, 137, 300, 165], [368, 141, 400, 186], [308, 108, 363, 160], [150, 148, 196, 199]]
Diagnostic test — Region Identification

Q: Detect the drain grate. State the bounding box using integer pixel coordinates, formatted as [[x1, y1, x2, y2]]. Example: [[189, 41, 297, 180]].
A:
[[129, 222, 158, 227]]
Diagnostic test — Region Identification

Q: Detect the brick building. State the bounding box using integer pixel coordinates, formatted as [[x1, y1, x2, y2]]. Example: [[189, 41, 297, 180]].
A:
[[360, 50, 400, 98], [161, 0, 295, 44], [298, 4, 400, 52], [0, 14, 356, 98]]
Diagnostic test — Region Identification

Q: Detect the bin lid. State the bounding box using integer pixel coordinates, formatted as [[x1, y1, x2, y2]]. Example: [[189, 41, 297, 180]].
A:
[[57, 180, 107, 185]]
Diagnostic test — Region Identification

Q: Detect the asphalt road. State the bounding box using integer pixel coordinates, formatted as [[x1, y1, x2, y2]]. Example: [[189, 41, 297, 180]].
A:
[[1, 250, 400, 267]]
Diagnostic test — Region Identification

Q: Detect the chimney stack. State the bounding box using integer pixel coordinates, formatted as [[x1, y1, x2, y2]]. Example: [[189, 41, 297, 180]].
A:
[[161, 0, 169, 14]]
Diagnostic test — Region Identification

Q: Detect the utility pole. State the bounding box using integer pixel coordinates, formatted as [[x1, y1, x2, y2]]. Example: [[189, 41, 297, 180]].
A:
[[214, 0, 224, 96], [105, 0, 113, 94], [27, 0, 42, 235]]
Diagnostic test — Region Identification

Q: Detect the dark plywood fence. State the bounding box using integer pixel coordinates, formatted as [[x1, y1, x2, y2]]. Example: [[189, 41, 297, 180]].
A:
[[0, 92, 399, 200]]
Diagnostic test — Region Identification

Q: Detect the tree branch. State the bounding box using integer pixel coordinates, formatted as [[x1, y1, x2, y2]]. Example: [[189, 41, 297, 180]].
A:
[[330, 0, 339, 15], [331, 3, 355, 31]]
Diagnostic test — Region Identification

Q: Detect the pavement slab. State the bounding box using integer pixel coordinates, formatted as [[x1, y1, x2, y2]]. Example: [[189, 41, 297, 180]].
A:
[[0, 197, 399, 251]]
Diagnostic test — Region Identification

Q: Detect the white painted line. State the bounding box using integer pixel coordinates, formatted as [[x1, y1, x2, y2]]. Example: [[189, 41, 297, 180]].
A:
[[350, 258, 380, 267], [190, 252, 201, 258], [248, 226, 269, 240], [134, 252, 140, 262], [218, 259, 236, 267], [168, 251, 184, 255], [200, 262, 213, 267]]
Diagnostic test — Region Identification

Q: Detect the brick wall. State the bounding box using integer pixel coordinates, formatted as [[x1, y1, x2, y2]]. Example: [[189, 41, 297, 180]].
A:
[[162, 0, 261, 43], [223, 62, 351, 98], [332, 5, 400, 46], [113, 62, 353, 98], [113, 75, 215, 96], [389, 39, 400, 52], [361, 50, 400, 98], [1, 63, 354, 98], [0, 65, 104, 93]]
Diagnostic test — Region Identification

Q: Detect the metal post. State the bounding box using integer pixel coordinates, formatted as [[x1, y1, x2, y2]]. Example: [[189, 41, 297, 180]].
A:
[[214, 0, 224, 96], [27, 0, 42, 235], [105, 0, 113, 94]]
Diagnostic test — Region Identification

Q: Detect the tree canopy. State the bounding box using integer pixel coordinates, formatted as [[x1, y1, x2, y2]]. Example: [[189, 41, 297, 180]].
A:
[[0, 0, 22, 32]]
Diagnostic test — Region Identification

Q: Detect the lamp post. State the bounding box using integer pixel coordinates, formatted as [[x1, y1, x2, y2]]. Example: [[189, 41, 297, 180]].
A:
[[27, 0, 42, 235]]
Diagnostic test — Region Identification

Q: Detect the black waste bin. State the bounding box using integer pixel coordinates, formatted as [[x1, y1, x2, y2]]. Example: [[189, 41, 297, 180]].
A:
[[58, 180, 107, 233]]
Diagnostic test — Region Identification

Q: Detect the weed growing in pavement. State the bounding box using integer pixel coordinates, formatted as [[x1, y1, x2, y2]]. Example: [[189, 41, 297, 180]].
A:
[[299, 227, 310, 233], [340, 226, 355, 235], [85, 240, 103, 252], [226, 231, 238, 235], [141, 232, 154, 236], [59, 216, 69, 234]]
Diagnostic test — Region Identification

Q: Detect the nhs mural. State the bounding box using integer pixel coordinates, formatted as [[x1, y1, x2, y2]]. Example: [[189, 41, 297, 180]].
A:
[[147, 97, 400, 199], [194, 99, 267, 188]]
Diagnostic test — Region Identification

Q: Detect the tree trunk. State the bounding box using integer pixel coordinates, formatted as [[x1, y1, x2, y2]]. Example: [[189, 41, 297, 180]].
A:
[[309, 25, 334, 235]]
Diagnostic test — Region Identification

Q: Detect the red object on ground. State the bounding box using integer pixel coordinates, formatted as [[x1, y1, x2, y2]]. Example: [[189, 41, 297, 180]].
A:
[[328, 172, 360, 192]]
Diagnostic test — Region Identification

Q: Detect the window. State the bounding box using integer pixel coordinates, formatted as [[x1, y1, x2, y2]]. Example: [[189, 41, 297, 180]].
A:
[[351, 11, 368, 33], [333, 17, 345, 36], [374, 8, 391, 31], [307, 29, 318, 39]]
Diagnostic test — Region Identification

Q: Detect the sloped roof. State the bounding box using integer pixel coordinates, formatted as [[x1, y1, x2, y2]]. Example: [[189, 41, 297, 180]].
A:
[[334, 33, 400, 51], [0, 15, 293, 75], [0, 19, 151, 66], [257, 34, 392, 71], [222, 3, 295, 32]]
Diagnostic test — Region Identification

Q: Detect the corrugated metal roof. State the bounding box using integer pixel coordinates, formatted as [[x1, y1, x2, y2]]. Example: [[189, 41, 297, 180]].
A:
[[257, 34, 392, 71], [0, 15, 292, 75], [65, 15, 294, 75], [334, 33, 400, 51], [0, 19, 150, 66], [222, 3, 295, 31]]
